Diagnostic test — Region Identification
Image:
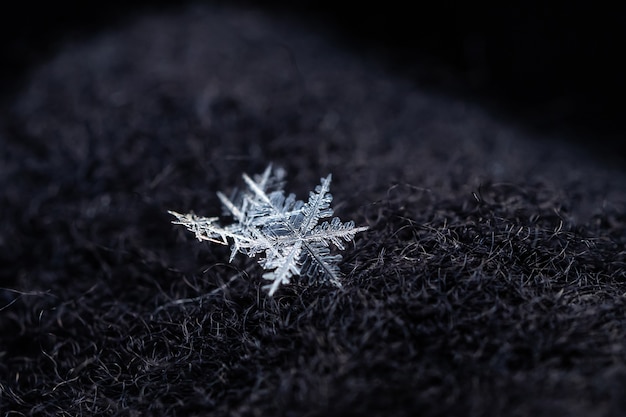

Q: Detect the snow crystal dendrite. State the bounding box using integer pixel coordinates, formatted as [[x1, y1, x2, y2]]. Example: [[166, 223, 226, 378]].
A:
[[169, 165, 368, 295]]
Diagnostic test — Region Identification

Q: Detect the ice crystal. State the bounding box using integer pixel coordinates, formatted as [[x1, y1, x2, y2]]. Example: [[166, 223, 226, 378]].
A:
[[169, 165, 368, 295]]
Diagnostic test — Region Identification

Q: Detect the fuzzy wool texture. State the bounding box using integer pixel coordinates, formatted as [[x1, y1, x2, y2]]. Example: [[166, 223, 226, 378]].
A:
[[1, 6, 626, 417]]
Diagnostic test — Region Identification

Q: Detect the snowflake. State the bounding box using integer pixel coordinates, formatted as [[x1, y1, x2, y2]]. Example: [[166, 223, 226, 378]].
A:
[[169, 165, 368, 295]]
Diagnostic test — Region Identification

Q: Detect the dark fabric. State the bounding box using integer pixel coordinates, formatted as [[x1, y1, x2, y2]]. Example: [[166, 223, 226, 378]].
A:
[[1, 6, 625, 416]]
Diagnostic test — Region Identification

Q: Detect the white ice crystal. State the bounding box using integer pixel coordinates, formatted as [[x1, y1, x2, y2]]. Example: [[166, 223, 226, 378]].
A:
[[169, 165, 368, 295]]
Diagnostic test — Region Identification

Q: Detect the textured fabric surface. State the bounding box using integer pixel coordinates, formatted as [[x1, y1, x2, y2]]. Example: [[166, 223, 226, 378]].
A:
[[1, 6, 625, 416]]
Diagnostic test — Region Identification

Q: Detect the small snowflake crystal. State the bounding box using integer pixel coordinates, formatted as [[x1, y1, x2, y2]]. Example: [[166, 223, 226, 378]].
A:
[[169, 165, 368, 295]]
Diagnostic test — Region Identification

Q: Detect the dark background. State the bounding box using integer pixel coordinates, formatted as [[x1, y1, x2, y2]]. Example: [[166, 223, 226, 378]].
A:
[[2, 2, 625, 416], [1, 1, 624, 161]]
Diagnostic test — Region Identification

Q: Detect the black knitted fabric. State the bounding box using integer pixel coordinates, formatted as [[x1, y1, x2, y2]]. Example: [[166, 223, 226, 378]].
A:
[[1, 5, 625, 416]]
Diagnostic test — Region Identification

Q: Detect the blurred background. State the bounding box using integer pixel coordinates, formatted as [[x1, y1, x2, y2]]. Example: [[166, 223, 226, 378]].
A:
[[1, 4, 624, 416], [1, 0, 624, 163]]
